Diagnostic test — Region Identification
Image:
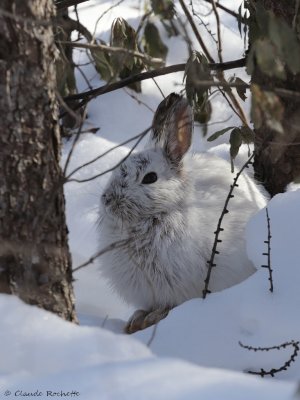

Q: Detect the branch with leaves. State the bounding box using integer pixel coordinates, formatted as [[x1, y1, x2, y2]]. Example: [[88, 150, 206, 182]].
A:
[[63, 58, 246, 105]]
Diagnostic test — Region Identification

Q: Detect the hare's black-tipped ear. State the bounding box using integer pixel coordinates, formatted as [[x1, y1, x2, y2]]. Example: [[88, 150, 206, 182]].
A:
[[152, 93, 193, 166], [152, 93, 182, 143], [164, 97, 193, 167]]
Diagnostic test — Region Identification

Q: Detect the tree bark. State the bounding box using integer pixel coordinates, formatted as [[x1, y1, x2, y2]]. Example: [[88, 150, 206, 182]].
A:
[[250, 0, 300, 196], [0, 0, 77, 322]]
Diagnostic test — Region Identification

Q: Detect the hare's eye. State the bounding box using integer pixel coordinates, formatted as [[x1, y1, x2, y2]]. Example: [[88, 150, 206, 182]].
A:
[[142, 172, 157, 184]]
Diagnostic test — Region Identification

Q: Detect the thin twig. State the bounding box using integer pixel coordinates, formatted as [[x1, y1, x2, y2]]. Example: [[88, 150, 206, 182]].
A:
[[76, 65, 93, 90], [293, 0, 300, 31], [147, 323, 159, 347], [63, 105, 87, 177], [177, 14, 194, 52], [60, 40, 164, 67], [261, 207, 274, 292], [210, 0, 223, 63], [178, 0, 214, 63], [56, 90, 82, 127], [66, 128, 149, 183], [66, 127, 151, 180], [123, 89, 155, 112], [195, 114, 232, 127], [73, 239, 130, 272], [203, 153, 255, 298], [92, 0, 125, 39], [190, 1, 217, 44], [136, 10, 152, 37], [202, 0, 247, 24]]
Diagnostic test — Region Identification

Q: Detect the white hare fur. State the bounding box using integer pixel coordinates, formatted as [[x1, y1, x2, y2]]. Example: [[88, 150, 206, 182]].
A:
[[99, 94, 267, 312]]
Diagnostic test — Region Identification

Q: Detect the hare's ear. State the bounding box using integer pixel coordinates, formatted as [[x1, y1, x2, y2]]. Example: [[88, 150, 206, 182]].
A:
[[152, 93, 193, 166], [163, 97, 193, 166], [152, 93, 182, 144]]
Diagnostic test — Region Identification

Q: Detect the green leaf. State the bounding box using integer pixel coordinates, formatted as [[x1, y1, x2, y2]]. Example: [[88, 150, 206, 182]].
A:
[[143, 22, 168, 60], [110, 18, 140, 71], [234, 77, 247, 101], [194, 99, 212, 125], [110, 18, 144, 92], [90, 40, 113, 82], [150, 0, 175, 20], [240, 126, 255, 143], [207, 126, 235, 142], [229, 128, 243, 160], [238, 3, 242, 36], [185, 51, 211, 104]]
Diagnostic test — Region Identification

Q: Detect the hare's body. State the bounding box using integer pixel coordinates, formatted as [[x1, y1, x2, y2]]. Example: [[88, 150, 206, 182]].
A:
[[99, 94, 267, 332], [100, 151, 266, 310]]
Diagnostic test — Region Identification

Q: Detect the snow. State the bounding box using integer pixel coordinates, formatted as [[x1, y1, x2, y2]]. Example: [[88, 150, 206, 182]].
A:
[[0, 296, 297, 399], [1, 1, 300, 399]]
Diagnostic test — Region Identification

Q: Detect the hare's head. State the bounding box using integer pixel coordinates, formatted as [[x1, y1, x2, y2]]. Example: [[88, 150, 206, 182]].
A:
[[101, 94, 194, 224]]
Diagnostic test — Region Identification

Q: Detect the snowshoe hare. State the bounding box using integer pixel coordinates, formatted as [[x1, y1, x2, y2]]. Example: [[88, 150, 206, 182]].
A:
[[99, 93, 266, 333]]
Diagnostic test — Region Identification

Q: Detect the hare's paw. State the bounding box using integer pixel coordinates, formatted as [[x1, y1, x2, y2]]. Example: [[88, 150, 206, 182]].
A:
[[125, 308, 169, 334]]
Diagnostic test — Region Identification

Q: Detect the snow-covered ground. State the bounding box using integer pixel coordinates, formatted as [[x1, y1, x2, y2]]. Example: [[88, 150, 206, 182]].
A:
[[1, 1, 300, 399]]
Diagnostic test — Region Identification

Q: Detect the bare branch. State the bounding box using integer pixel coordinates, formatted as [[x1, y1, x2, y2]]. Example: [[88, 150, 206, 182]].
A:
[[73, 239, 130, 272], [147, 323, 159, 347], [55, 0, 89, 10], [63, 105, 87, 177], [92, 0, 125, 38], [210, 0, 223, 63], [178, 0, 214, 63], [60, 40, 165, 67], [65, 127, 151, 179], [56, 90, 82, 127], [66, 127, 150, 183], [203, 0, 247, 24]]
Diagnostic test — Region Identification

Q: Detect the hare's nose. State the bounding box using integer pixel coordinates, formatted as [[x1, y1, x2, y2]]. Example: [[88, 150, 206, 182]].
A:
[[102, 193, 112, 206]]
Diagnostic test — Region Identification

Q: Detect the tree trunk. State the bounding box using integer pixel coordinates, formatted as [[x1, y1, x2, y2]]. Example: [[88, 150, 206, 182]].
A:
[[250, 0, 300, 197], [0, 0, 77, 322]]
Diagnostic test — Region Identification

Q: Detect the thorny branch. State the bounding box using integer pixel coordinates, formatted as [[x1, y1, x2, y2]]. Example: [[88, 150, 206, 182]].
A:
[[202, 153, 255, 299], [261, 207, 274, 292], [239, 340, 300, 377]]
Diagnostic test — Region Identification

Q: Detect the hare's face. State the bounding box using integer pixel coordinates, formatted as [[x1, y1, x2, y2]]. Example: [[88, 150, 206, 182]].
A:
[[101, 149, 186, 224], [101, 94, 193, 225]]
